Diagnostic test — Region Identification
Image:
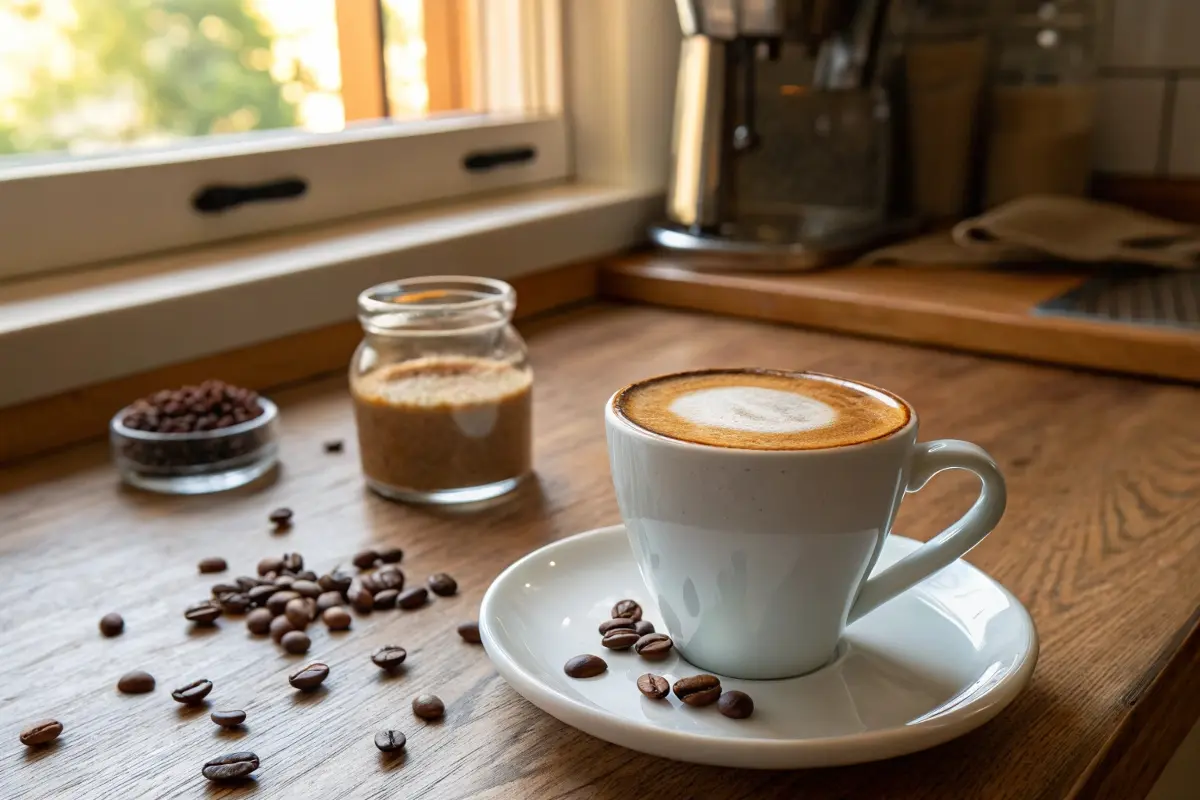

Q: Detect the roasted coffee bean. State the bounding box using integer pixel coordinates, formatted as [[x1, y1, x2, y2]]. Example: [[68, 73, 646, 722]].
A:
[[412, 694, 444, 720], [633, 633, 674, 660], [247, 584, 277, 606], [269, 615, 296, 643], [281, 552, 303, 571], [171, 679, 213, 705], [374, 730, 406, 753], [285, 598, 313, 629], [323, 606, 352, 631], [601, 629, 641, 650], [634, 620, 655, 636], [673, 674, 722, 707], [184, 600, 222, 625], [371, 645, 408, 669], [375, 566, 405, 591], [352, 550, 379, 570], [210, 582, 240, 597], [218, 593, 251, 615], [280, 630, 311, 654], [202, 751, 259, 782], [198, 557, 228, 574], [360, 573, 382, 594], [636, 673, 670, 699], [378, 546, 404, 564], [117, 670, 156, 694], [318, 570, 352, 595], [211, 709, 246, 728], [296, 569, 318, 582], [316, 591, 344, 612], [273, 574, 296, 588], [564, 654, 607, 679], [266, 590, 300, 616], [611, 599, 643, 622], [123, 381, 262, 435], [269, 508, 293, 528], [288, 662, 329, 691], [351, 586, 375, 613], [99, 612, 124, 637], [246, 608, 273, 635], [457, 621, 481, 643], [20, 719, 63, 746], [397, 587, 428, 610], [597, 618, 636, 635], [323, 439, 344, 453], [373, 589, 399, 610], [257, 556, 284, 576], [718, 690, 754, 719], [427, 573, 457, 596], [236, 575, 264, 591], [291, 580, 321, 599]]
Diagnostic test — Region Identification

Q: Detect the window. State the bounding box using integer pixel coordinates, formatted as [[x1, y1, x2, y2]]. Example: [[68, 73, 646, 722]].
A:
[[0, 0, 567, 279]]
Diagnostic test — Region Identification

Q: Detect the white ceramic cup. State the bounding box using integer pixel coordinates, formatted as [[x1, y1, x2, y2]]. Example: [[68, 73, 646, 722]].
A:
[[605, 370, 1007, 680]]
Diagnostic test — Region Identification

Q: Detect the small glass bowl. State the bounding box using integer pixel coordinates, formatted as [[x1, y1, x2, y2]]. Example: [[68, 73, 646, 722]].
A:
[[110, 398, 280, 494]]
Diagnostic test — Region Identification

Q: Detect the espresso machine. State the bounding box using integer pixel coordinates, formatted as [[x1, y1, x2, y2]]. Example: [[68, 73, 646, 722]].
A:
[[652, 0, 917, 268]]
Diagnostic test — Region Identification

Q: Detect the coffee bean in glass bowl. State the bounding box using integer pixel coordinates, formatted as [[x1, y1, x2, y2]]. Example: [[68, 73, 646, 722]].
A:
[[412, 694, 445, 720], [456, 621, 481, 644], [288, 662, 329, 691], [427, 573, 457, 596], [99, 612, 124, 637]]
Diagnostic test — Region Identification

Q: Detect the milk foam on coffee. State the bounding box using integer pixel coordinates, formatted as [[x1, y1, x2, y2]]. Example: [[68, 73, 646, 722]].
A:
[[615, 369, 909, 451]]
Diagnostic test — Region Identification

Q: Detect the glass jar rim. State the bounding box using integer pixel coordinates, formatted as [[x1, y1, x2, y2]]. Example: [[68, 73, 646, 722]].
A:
[[358, 275, 515, 318]]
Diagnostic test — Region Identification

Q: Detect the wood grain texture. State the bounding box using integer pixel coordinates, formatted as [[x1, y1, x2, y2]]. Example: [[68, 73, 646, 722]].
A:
[[0, 261, 598, 466], [2, 303, 1199, 799], [601, 253, 1200, 383]]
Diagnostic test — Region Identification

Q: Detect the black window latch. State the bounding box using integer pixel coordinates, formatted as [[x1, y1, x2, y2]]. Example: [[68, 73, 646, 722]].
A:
[[192, 177, 308, 214], [462, 146, 537, 172]]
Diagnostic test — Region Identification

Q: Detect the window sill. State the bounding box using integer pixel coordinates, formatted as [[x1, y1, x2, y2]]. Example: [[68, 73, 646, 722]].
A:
[[0, 182, 661, 409]]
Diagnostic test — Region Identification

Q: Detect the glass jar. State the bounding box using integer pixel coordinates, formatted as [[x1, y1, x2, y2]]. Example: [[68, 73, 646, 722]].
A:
[[350, 276, 533, 505]]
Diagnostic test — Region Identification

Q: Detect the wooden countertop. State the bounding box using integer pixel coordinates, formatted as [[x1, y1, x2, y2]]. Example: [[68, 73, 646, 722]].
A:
[[2, 302, 1199, 799]]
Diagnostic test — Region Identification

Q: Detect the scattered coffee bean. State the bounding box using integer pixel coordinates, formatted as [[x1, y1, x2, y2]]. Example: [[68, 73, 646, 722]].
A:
[[564, 654, 607, 679], [99, 612, 124, 637], [171, 679, 214, 705], [427, 573, 457, 596], [323, 439, 344, 453], [246, 608, 273, 635], [397, 587, 428, 610], [456, 621, 481, 643], [360, 573, 382, 594], [289, 662, 329, 691], [202, 751, 259, 782], [117, 670, 156, 694], [269, 615, 296, 643], [634, 620, 655, 636], [184, 600, 222, 626], [371, 645, 408, 669], [280, 630, 311, 654], [636, 673, 670, 699], [211, 709, 247, 728], [257, 557, 284, 576], [323, 606, 352, 631], [217, 593, 251, 615], [673, 674, 722, 707], [351, 586, 375, 613], [374, 730, 406, 753], [316, 591, 344, 612], [266, 589, 300, 616], [20, 719, 63, 747], [718, 690, 754, 719], [373, 589, 399, 610], [274, 574, 296, 588], [611, 599, 643, 622], [291, 580, 321, 599], [375, 566, 405, 591], [601, 629, 641, 650], [210, 582, 241, 597], [281, 552, 303, 571], [598, 618, 635, 635], [285, 598, 313, 629], [633, 633, 674, 661], [352, 550, 379, 570], [296, 569, 318, 582], [247, 584, 277, 606], [378, 546, 404, 564], [198, 557, 228, 574], [236, 575, 264, 591], [269, 508, 293, 528], [412, 694, 445, 720], [318, 570, 352, 595]]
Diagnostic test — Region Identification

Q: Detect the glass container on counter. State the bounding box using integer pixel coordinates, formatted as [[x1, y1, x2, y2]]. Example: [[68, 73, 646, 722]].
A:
[[350, 277, 532, 505]]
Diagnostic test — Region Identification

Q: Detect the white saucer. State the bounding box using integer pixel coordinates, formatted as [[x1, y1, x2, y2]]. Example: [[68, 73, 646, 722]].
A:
[[480, 524, 1038, 769]]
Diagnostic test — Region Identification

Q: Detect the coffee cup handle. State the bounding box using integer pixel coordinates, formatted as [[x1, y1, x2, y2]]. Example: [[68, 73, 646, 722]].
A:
[[847, 439, 1007, 625]]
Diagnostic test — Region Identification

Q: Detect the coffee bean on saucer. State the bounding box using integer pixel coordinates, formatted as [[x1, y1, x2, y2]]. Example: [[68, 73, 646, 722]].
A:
[[247, 584, 277, 606], [323, 439, 344, 453], [427, 573, 457, 596], [281, 630, 311, 654], [198, 557, 227, 574], [323, 606, 352, 631], [633, 633, 673, 661], [285, 598, 313, 629], [267, 590, 300, 616], [246, 608, 273, 635], [634, 621, 655, 636], [291, 580, 321, 599], [351, 586, 375, 613], [257, 556, 284, 576], [319, 570, 353, 595], [412, 694, 444, 720], [636, 674, 670, 700], [564, 654, 607, 679], [269, 615, 296, 643], [376, 566, 405, 591], [673, 674, 722, 707], [211, 709, 246, 728], [457, 621, 481, 643], [184, 600, 222, 626], [397, 587, 428, 610], [99, 612, 124, 637], [374, 730, 406, 753], [281, 552, 303, 572], [598, 618, 635, 635], [352, 550, 379, 570], [117, 670, 155, 694], [202, 751, 259, 782], [20, 719, 62, 747], [611, 599, 643, 622], [269, 507, 293, 528], [601, 629, 641, 650], [316, 591, 344, 612], [718, 690, 754, 719], [171, 679, 213, 705], [217, 593, 251, 615], [289, 662, 329, 691], [378, 546, 404, 564], [371, 645, 407, 670]]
